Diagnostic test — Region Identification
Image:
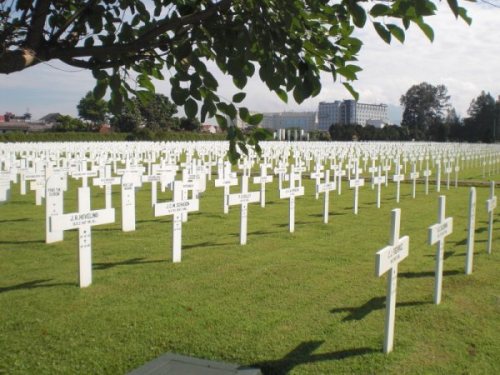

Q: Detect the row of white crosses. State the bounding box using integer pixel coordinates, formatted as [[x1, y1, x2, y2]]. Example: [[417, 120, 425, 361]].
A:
[[376, 182, 497, 353]]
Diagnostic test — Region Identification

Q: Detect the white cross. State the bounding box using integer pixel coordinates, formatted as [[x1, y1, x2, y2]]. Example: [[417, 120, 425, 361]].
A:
[[392, 160, 404, 203], [428, 195, 453, 304], [215, 162, 238, 214], [368, 159, 377, 190], [375, 208, 409, 354], [454, 164, 460, 188], [50, 186, 115, 288], [409, 162, 419, 199], [0, 171, 11, 202], [465, 187, 476, 275], [279, 166, 305, 233], [316, 169, 336, 224], [228, 173, 260, 245], [45, 173, 65, 243], [423, 158, 432, 195], [435, 160, 441, 192], [93, 165, 121, 209], [310, 162, 324, 199], [121, 173, 140, 232], [349, 160, 364, 215], [373, 166, 386, 209], [486, 181, 497, 255], [154, 180, 199, 263], [71, 162, 98, 188], [252, 163, 273, 208], [445, 161, 452, 190]]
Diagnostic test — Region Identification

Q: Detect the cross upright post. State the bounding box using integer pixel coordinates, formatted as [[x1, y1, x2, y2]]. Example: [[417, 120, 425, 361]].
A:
[[428, 195, 453, 304], [375, 208, 409, 354], [486, 181, 497, 255]]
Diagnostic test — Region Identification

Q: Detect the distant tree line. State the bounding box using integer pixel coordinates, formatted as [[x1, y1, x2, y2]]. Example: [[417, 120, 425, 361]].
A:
[[329, 83, 500, 143], [53, 92, 201, 134]]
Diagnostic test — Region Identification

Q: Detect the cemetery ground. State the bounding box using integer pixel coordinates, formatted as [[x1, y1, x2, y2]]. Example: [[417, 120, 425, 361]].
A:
[[1, 167, 499, 374]]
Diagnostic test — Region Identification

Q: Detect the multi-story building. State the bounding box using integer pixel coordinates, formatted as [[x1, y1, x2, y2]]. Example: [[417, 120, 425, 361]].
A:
[[318, 100, 388, 130], [261, 111, 316, 131]]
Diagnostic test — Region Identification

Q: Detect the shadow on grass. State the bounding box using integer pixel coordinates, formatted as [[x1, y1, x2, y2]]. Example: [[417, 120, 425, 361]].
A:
[[331, 296, 429, 322], [0, 279, 74, 293], [399, 270, 462, 279], [275, 221, 316, 228], [93, 257, 166, 270], [252, 341, 376, 375], [0, 218, 32, 223], [0, 239, 44, 245], [308, 212, 346, 218], [424, 251, 455, 260], [183, 241, 233, 250]]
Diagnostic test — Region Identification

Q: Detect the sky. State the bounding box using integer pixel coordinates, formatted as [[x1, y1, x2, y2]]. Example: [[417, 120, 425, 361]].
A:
[[1, 1, 499, 124]]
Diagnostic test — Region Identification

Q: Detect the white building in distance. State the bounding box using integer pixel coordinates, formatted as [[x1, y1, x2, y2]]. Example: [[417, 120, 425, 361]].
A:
[[261, 111, 316, 131], [318, 100, 388, 130]]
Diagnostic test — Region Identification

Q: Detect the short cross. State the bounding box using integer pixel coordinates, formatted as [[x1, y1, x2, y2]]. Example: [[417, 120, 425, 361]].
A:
[[252, 163, 273, 208], [373, 166, 386, 209], [349, 160, 364, 215], [279, 166, 305, 233], [316, 169, 336, 224]]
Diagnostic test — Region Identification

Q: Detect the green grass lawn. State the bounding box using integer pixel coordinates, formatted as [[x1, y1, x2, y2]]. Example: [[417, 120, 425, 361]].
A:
[[0, 164, 499, 374]]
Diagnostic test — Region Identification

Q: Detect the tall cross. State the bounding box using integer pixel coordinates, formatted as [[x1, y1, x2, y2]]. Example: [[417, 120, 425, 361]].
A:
[[349, 160, 364, 215], [227, 173, 260, 245], [316, 169, 336, 224], [428, 195, 453, 304], [375, 208, 409, 354], [252, 163, 273, 207], [279, 166, 305, 233], [423, 158, 432, 195], [392, 159, 404, 203], [310, 162, 324, 199], [465, 187, 476, 275], [486, 181, 497, 255], [154, 180, 199, 263], [50, 186, 115, 287], [214, 162, 238, 214], [409, 162, 419, 199], [373, 166, 386, 209]]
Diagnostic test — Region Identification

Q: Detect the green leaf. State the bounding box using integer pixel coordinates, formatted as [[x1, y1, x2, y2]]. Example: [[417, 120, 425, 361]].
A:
[[458, 7, 472, 25], [373, 22, 391, 44], [343, 82, 359, 101], [215, 114, 228, 130], [349, 1, 367, 28], [387, 24, 405, 43], [137, 74, 155, 92], [370, 4, 390, 17], [93, 80, 107, 100], [239, 107, 250, 122], [232, 92, 246, 103], [337, 65, 362, 81], [447, 0, 459, 17], [237, 142, 249, 156], [247, 113, 263, 126], [276, 88, 288, 103], [185, 99, 198, 118], [415, 19, 434, 42], [171, 86, 189, 105]]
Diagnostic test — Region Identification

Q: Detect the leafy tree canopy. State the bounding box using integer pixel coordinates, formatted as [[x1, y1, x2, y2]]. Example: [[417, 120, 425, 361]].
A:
[[1, 0, 472, 158], [77, 91, 109, 126], [400, 82, 450, 140]]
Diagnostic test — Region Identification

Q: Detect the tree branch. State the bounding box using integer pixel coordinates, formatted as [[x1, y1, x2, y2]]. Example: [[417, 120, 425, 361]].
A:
[[49, 0, 97, 43], [26, 0, 51, 49], [0, 48, 39, 74], [50, 0, 231, 61]]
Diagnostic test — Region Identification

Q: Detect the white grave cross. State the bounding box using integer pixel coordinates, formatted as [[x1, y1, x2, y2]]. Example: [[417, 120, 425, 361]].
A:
[[375, 208, 409, 354], [50, 187, 115, 288], [154, 180, 199, 263], [228, 174, 260, 245], [279, 166, 305, 233], [349, 160, 364, 215], [428, 195, 453, 304], [486, 181, 496, 255], [316, 169, 336, 223]]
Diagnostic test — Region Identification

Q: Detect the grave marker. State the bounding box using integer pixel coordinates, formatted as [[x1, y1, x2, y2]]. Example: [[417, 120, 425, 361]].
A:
[[279, 166, 305, 233], [45, 174, 65, 243], [228, 174, 260, 245], [154, 181, 199, 263], [428, 195, 453, 304], [375, 208, 409, 354], [486, 181, 496, 255], [465, 187, 476, 275], [50, 187, 115, 287], [349, 160, 364, 215], [316, 170, 336, 224], [253, 163, 273, 208]]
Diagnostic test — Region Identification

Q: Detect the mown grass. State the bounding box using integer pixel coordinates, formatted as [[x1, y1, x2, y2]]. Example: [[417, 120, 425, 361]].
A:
[[0, 164, 499, 374]]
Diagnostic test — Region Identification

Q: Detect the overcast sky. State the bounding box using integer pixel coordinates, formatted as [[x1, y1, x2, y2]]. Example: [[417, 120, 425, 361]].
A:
[[1, 1, 499, 124]]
